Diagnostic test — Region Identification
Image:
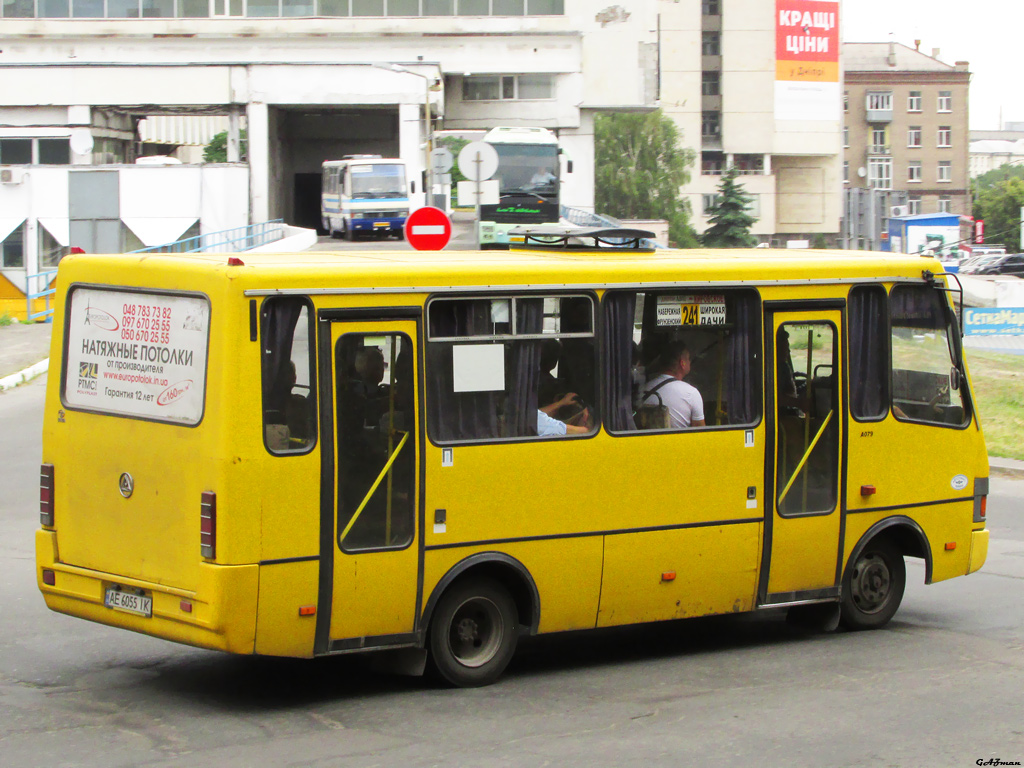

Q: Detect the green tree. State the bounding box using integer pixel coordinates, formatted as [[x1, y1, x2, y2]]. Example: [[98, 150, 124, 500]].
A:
[[203, 129, 247, 163], [594, 110, 698, 247], [437, 135, 470, 186], [973, 175, 1024, 252], [701, 168, 757, 248]]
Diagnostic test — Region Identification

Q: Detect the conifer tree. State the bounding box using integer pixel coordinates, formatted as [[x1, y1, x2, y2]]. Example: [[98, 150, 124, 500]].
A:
[[702, 168, 758, 248]]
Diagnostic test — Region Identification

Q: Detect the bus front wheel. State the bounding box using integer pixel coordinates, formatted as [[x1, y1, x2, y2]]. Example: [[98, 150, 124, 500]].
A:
[[429, 579, 518, 687], [840, 538, 906, 630]]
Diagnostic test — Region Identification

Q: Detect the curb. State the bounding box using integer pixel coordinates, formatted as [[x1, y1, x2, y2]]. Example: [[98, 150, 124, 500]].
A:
[[989, 458, 1024, 480], [0, 358, 49, 392]]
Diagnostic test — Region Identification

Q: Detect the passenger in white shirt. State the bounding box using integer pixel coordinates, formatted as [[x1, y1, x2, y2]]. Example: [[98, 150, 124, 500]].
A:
[[638, 340, 706, 428]]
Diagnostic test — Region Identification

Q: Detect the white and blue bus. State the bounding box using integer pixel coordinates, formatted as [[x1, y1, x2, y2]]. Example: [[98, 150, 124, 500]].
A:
[[321, 156, 410, 240]]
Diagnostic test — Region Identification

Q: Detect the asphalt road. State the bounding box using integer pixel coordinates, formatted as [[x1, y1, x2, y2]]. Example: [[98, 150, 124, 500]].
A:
[[2, 377, 1023, 767]]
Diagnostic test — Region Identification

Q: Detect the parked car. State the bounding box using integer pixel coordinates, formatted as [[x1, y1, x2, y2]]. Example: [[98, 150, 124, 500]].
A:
[[963, 253, 1024, 276]]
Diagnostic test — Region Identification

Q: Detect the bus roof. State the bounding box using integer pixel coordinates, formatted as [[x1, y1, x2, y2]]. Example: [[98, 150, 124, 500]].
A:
[[60, 248, 948, 297], [483, 126, 558, 146], [321, 157, 404, 168]]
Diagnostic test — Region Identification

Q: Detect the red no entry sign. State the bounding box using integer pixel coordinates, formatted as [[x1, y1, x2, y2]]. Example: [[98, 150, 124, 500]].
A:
[[404, 206, 452, 251]]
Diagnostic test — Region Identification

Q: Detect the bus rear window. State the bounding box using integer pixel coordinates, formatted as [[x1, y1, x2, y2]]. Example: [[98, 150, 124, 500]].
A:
[[62, 287, 210, 426]]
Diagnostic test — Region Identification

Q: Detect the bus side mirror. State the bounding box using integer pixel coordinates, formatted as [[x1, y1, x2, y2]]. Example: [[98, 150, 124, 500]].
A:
[[567, 160, 573, 174], [411, 180, 416, 194], [950, 366, 961, 391]]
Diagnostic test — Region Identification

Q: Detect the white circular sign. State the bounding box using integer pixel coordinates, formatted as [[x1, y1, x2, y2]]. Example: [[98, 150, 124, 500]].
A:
[[951, 474, 969, 491], [458, 141, 499, 181], [69, 129, 95, 155], [431, 147, 454, 174]]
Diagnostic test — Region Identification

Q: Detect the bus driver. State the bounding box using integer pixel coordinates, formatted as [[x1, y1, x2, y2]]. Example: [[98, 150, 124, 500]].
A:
[[638, 340, 706, 428]]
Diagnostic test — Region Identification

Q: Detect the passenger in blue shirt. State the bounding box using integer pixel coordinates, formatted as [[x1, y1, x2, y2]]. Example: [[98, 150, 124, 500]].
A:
[[536, 392, 591, 436]]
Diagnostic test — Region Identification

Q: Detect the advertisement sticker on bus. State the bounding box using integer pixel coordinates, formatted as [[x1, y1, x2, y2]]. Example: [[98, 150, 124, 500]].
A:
[[656, 295, 727, 326], [63, 287, 210, 425]]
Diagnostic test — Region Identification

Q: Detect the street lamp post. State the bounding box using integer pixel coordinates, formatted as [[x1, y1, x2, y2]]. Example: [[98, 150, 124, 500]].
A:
[[372, 63, 438, 209]]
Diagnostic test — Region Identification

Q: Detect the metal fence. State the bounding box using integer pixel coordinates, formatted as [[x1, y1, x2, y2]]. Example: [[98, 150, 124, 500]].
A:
[[26, 268, 58, 323], [129, 219, 286, 254]]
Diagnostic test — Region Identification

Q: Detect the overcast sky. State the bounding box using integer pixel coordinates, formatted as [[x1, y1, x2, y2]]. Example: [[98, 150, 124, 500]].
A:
[[842, 0, 1022, 130]]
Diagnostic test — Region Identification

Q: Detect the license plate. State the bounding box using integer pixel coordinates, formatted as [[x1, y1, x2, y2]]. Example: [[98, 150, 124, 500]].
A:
[[105, 587, 152, 617], [373, 221, 389, 228]]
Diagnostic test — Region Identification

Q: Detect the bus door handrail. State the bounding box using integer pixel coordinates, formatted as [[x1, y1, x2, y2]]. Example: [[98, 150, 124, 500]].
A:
[[777, 410, 834, 505], [339, 430, 410, 544]]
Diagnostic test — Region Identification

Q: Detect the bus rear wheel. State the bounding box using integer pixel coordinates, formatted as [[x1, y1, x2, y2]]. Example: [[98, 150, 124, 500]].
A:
[[840, 538, 906, 630], [429, 579, 518, 687]]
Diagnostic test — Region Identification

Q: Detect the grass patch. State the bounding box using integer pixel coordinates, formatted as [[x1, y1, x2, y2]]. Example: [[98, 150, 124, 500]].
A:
[[964, 349, 1024, 460], [0, 313, 13, 327]]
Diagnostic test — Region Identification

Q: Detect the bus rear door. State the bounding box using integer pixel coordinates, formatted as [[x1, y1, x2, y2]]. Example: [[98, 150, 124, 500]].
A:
[[761, 305, 845, 604], [316, 314, 421, 653]]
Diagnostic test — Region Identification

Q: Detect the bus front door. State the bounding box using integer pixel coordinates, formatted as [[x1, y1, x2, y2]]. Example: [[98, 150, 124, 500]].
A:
[[761, 307, 845, 605], [316, 318, 421, 653]]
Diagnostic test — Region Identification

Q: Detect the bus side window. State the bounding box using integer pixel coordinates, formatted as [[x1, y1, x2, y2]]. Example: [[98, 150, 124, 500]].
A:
[[889, 284, 968, 426], [849, 284, 889, 420], [261, 297, 317, 454], [426, 295, 597, 442], [604, 289, 761, 432]]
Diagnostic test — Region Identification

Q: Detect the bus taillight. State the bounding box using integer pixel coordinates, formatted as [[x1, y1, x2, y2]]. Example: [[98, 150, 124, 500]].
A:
[[200, 491, 216, 559], [40, 463, 54, 527]]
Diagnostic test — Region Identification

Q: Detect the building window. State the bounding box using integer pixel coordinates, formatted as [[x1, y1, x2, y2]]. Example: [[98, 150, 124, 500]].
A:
[[938, 126, 952, 147], [843, 125, 849, 148], [0, 137, 72, 164], [463, 74, 553, 101], [907, 127, 922, 148], [701, 0, 719, 15], [701, 111, 721, 139], [938, 161, 952, 182], [844, 91, 849, 112], [702, 193, 720, 214], [908, 195, 922, 215], [908, 161, 922, 182], [734, 154, 763, 175], [868, 157, 892, 190], [867, 92, 892, 111], [938, 195, 952, 213], [23, 0, 566, 17], [702, 32, 720, 56], [844, 161, 849, 183], [1, 221, 26, 269], [938, 91, 952, 112], [908, 91, 922, 112], [701, 152, 725, 175], [701, 71, 720, 97], [870, 126, 888, 153]]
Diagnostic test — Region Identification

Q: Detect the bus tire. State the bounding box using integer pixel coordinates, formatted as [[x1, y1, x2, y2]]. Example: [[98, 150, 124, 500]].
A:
[[428, 578, 518, 687], [840, 538, 906, 630]]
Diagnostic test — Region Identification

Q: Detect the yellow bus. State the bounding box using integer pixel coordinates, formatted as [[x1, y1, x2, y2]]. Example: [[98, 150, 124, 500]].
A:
[[36, 230, 989, 687]]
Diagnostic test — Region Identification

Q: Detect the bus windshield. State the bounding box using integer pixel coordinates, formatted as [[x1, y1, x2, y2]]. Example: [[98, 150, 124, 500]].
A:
[[493, 144, 560, 197], [350, 164, 406, 199]]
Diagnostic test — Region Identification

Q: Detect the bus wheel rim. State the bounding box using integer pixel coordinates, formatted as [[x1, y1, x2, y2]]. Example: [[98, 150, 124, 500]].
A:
[[850, 553, 892, 614], [447, 596, 504, 669]]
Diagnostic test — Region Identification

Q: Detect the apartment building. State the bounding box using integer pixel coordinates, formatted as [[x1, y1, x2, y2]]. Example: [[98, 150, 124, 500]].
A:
[[843, 42, 971, 218], [662, 0, 843, 246]]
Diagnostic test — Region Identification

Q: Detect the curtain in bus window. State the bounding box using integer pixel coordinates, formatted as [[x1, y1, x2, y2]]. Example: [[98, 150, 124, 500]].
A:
[[848, 285, 888, 419], [428, 300, 500, 441], [262, 299, 303, 420], [604, 292, 638, 431], [724, 293, 759, 425], [505, 298, 543, 437]]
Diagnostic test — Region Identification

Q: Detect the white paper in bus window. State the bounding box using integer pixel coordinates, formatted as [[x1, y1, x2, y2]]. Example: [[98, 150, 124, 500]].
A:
[[452, 344, 504, 393], [63, 287, 210, 425]]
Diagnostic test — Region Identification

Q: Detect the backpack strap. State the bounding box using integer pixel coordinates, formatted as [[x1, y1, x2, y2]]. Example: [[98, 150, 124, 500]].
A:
[[641, 378, 673, 407]]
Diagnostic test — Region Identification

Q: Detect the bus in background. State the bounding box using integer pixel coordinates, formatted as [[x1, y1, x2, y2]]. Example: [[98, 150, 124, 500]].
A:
[[36, 233, 989, 688], [478, 126, 569, 249], [321, 156, 410, 241]]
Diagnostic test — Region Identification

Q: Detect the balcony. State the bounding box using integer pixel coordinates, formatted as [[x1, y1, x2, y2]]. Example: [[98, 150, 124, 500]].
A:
[[866, 108, 893, 123], [868, 144, 891, 156]]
